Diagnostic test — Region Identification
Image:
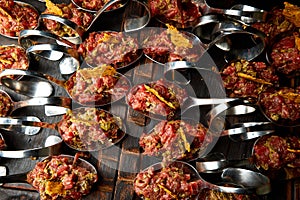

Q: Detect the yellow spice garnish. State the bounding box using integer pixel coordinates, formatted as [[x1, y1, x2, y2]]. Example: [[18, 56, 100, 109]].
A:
[[98, 33, 113, 43], [166, 24, 192, 48], [157, 184, 178, 199], [0, 7, 12, 19], [144, 84, 176, 109], [78, 65, 116, 79], [278, 91, 300, 103], [283, 2, 300, 27], [178, 127, 190, 152], [294, 34, 300, 51], [237, 72, 273, 85], [45, 0, 63, 16], [45, 181, 66, 196]]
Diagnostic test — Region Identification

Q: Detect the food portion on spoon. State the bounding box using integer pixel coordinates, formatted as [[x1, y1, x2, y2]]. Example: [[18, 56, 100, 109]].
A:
[[147, 0, 201, 28], [58, 107, 125, 151], [253, 134, 300, 171], [139, 119, 213, 162], [0, 154, 98, 200], [65, 65, 131, 106], [142, 25, 204, 64], [0, 45, 29, 73], [221, 59, 279, 100], [40, 0, 94, 38], [134, 161, 202, 200], [77, 31, 141, 69], [258, 87, 300, 126], [127, 79, 187, 120], [0, 0, 39, 39]]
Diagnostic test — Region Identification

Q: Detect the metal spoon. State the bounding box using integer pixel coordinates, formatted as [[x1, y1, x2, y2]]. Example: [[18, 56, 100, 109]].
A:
[[198, 134, 300, 173], [39, 0, 127, 45], [0, 116, 41, 135], [134, 161, 270, 198], [208, 88, 300, 127], [123, 0, 151, 32], [0, 154, 98, 199], [191, 15, 267, 61], [2, 107, 126, 151], [126, 78, 238, 120], [0, 66, 131, 107], [0, 89, 72, 117], [198, 0, 268, 23], [0, 135, 62, 158]]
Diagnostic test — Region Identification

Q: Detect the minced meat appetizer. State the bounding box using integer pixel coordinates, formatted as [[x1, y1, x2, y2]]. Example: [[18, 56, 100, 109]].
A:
[[58, 107, 124, 151], [221, 60, 279, 99], [148, 0, 201, 28], [127, 79, 187, 120], [27, 155, 98, 200], [140, 119, 212, 162], [142, 25, 202, 64], [270, 32, 300, 75], [77, 31, 140, 69], [0, 0, 38, 37], [134, 162, 202, 200], [258, 87, 300, 123], [253, 135, 300, 170], [65, 65, 130, 106]]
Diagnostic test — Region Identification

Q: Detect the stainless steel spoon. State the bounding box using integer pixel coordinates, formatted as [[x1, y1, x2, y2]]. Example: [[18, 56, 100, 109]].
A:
[[0, 154, 98, 199], [0, 67, 131, 107], [39, 0, 126, 45], [1, 107, 126, 151], [0, 116, 41, 135], [134, 161, 270, 198], [0, 135, 62, 158], [198, 0, 268, 23], [0, 89, 72, 117]]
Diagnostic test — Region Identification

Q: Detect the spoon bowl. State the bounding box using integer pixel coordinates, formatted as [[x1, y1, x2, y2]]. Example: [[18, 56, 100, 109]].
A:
[[0, 1, 39, 39], [3, 107, 126, 151], [126, 78, 236, 121], [0, 89, 72, 117], [0, 65, 131, 107], [198, 0, 268, 24], [39, 0, 127, 45], [0, 154, 98, 199], [134, 161, 270, 199]]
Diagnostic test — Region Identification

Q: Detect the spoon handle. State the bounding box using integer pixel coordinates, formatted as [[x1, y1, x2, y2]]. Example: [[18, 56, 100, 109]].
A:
[[221, 122, 275, 141], [0, 172, 28, 183], [0, 139, 62, 158], [86, 0, 122, 31], [0, 119, 56, 130], [182, 97, 237, 113], [0, 69, 64, 97], [13, 97, 72, 112]]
